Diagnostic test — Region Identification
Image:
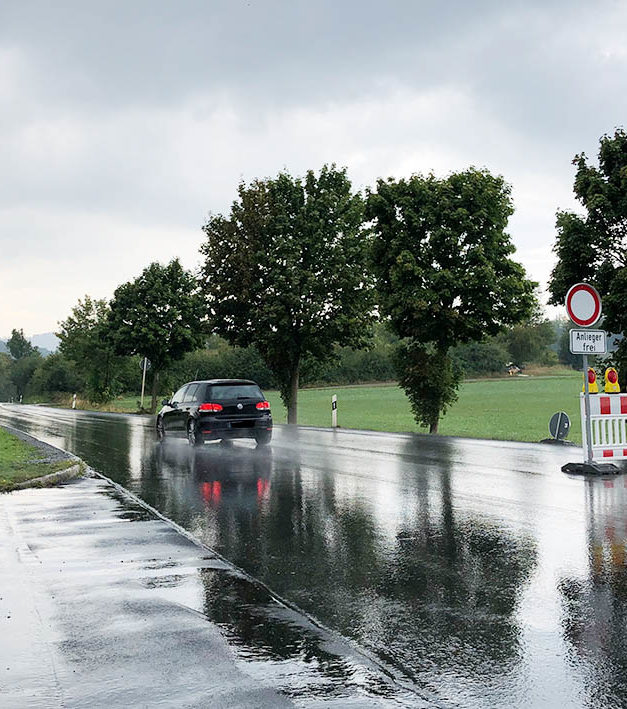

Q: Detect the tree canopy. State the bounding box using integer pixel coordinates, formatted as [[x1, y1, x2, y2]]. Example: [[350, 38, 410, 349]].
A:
[[7, 329, 37, 359], [368, 168, 536, 431], [6, 329, 41, 399], [199, 165, 375, 423], [106, 259, 206, 412], [57, 296, 128, 402], [549, 129, 627, 384]]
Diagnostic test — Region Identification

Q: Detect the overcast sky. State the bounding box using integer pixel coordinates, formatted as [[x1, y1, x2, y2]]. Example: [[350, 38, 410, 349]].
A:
[[2, 0, 626, 336]]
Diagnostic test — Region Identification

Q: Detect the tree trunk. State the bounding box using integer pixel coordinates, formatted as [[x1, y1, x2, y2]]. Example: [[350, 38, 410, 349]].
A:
[[150, 371, 160, 414], [429, 418, 439, 434], [287, 365, 299, 424]]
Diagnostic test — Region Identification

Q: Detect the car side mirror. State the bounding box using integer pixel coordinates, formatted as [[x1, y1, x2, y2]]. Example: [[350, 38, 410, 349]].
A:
[[162, 399, 170, 406]]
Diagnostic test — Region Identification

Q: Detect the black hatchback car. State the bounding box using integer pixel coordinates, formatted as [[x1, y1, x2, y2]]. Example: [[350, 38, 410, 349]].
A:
[[156, 379, 272, 447]]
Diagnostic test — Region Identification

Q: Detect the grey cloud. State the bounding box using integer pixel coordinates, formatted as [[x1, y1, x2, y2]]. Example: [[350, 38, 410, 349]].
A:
[[0, 1, 546, 110], [3, 0, 623, 158], [1, 0, 626, 332]]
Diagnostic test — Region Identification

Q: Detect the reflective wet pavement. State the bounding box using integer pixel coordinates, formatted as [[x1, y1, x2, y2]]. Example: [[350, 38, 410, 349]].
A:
[[2, 404, 627, 707], [2, 478, 416, 707]]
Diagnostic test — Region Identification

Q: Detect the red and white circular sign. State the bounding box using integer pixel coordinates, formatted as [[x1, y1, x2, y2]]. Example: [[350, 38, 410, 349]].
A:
[[565, 283, 602, 327]]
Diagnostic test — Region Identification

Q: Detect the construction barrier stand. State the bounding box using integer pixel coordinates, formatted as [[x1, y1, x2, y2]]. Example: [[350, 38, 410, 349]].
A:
[[581, 393, 627, 461]]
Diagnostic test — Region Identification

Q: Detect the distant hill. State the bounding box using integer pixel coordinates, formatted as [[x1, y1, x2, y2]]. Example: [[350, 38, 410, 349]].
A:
[[31, 332, 59, 352], [0, 340, 7, 354]]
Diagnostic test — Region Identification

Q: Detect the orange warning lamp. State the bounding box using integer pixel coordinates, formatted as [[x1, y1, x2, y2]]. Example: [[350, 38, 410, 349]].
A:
[[604, 367, 620, 393], [582, 368, 599, 393]]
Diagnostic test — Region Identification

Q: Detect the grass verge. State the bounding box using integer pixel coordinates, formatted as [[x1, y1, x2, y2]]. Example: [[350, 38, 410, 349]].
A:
[[0, 428, 76, 492], [28, 371, 585, 444]]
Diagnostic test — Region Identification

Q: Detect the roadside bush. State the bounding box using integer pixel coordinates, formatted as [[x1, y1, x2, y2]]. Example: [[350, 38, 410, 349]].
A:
[[162, 346, 276, 392], [499, 320, 556, 366], [450, 341, 509, 376], [11, 354, 41, 399], [30, 352, 84, 396], [0, 353, 16, 400], [303, 346, 396, 385], [160, 337, 396, 392]]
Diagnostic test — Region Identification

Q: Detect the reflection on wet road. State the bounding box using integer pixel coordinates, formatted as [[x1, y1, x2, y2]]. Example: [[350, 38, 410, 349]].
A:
[[2, 404, 627, 707]]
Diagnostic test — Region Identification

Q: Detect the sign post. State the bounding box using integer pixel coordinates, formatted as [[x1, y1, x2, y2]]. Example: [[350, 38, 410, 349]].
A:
[[140, 358, 150, 410], [566, 283, 603, 466], [561, 283, 619, 474], [581, 353, 593, 464], [571, 329, 606, 462], [332, 395, 337, 428]]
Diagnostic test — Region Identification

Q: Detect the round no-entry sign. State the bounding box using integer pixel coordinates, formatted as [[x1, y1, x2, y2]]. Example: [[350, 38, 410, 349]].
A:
[[565, 283, 602, 327]]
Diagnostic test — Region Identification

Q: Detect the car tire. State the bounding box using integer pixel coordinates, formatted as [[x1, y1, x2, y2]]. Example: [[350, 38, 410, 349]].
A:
[[156, 417, 166, 442], [187, 420, 202, 447], [255, 431, 272, 447]]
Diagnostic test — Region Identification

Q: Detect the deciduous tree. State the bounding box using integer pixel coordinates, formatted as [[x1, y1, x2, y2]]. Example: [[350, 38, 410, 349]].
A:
[[368, 168, 536, 432], [0, 353, 14, 400], [500, 318, 556, 367], [57, 296, 127, 402], [10, 355, 41, 400], [7, 329, 36, 359], [549, 129, 627, 386], [30, 353, 83, 395], [6, 329, 41, 399], [106, 260, 206, 412], [199, 165, 375, 423]]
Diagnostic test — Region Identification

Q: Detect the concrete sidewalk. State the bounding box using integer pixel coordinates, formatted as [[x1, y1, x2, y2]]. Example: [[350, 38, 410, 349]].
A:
[[0, 477, 421, 708]]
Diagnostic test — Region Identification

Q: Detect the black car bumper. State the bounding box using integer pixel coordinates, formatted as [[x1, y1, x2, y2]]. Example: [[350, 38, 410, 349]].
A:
[[198, 414, 272, 440]]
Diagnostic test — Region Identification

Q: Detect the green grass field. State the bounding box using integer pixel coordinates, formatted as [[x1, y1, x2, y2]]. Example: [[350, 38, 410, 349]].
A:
[[264, 374, 583, 443], [78, 372, 584, 443], [0, 428, 75, 492]]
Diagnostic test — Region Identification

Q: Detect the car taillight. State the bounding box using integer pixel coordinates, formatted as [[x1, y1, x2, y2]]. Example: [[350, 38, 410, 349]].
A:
[[199, 403, 223, 412], [256, 401, 270, 410]]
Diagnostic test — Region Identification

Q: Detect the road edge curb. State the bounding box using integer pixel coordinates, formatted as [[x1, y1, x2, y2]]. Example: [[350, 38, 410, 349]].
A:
[[11, 462, 85, 490], [88, 465, 435, 705]]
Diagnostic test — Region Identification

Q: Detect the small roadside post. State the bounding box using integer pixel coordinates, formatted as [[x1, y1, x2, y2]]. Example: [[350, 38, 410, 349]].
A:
[[332, 394, 338, 428], [72, 393, 77, 410], [562, 283, 620, 474]]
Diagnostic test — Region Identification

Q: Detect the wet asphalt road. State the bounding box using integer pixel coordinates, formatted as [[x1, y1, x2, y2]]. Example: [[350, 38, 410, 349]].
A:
[[3, 476, 414, 707], [2, 404, 627, 708]]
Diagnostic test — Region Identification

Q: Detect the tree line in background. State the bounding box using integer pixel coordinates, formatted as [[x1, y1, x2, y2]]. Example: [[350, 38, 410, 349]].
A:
[[4, 129, 625, 431], [0, 318, 571, 406]]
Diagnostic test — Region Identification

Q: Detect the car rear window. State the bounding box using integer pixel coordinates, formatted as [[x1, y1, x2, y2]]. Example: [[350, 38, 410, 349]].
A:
[[205, 384, 264, 400]]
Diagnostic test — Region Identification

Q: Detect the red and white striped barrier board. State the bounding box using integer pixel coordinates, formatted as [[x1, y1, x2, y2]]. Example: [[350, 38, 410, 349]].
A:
[[581, 393, 627, 461]]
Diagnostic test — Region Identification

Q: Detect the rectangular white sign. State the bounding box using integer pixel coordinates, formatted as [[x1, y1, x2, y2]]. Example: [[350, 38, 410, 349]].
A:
[[570, 329, 607, 354]]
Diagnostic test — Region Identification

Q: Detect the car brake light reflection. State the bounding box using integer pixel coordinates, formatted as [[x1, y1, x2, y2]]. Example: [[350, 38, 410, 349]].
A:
[[201, 481, 222, 504], [256, 478, 270, 501]]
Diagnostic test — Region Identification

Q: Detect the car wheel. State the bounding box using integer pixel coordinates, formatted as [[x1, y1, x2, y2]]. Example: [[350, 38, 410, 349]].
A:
[[255, 431, 272, 447], [188, 420, 202, 447], [156, 417, 166, 442]]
